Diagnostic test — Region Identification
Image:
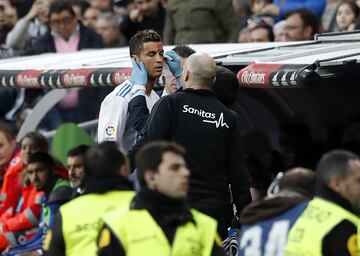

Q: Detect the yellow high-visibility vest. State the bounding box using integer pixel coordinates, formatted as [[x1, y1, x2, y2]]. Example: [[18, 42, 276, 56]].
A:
[[102, 207, 218, 256], [61, 190, 135, 256], [285, 197, 359, 256]]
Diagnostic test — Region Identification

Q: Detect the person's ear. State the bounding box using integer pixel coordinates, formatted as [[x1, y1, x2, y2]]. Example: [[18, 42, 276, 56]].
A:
[[183, 70, 190, 82], [328, 176, 342, 194], [144, 170, 156, 189]]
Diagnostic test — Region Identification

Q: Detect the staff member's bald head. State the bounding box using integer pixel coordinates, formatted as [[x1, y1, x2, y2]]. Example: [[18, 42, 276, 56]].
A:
[[182, 52, 216, 89]]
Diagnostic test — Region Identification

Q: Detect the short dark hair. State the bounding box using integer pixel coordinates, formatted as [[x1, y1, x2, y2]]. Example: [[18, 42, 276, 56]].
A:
[[28, 152, 55, 172], [136, 141, 186, 188], [285, 8, 319, 36], [279, 167, 316, 197], [129, 29, 161, 57], [172, 45, 196, 58], [316, 149, 359, 184], [67, 144, 90, 157], [85, 141, 126, 177], [21, 132, 48, 153], [50, 0, 76, 17], [212, 66, 239, 108], [70, 0, 91, 16], [250, 23, 274, 42]]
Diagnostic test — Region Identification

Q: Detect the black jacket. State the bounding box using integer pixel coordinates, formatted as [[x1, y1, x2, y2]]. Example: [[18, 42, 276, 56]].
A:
[[240, 190, 309, 225], [129, 88, 250, 211], [32, 22, 104, 54]]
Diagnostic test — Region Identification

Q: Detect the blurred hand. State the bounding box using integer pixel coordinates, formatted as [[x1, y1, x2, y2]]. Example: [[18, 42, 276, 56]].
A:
[[129, 8, 143, 23], [260, 4, 280, 16], [25, 0, 41, 21], [130, 58, 148, 86], [164, 50, 182, 78]]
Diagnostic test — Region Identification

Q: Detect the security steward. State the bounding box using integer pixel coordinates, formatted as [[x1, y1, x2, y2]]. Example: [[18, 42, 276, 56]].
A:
[[285, 150, 360, 255], [43, 142, 135, 256], [98, 141, 224, 256]]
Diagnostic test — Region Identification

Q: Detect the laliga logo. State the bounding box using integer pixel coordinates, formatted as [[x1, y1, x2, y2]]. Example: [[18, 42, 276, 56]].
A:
[[105, 124, 116, 137], [241, 71, 266, 85]]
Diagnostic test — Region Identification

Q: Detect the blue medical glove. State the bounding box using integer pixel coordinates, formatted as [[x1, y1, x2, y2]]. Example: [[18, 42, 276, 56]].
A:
[[165, 50, 182, 78], [130, 58, 148, 86]]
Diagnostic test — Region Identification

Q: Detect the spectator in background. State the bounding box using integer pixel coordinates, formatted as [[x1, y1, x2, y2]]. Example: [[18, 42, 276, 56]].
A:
[[237, 168, 316, 256], [249, 0, 272, 16], [5, 0, 49, 51], [44, 142, 134, 256], [273, 20, 288, 41], [249, 23, 274, 42], [0, 0, 18, 44], [0, 122, 17, 185], [285, 150, 360, 255], [241, 15, 274, 43], [284, 8, 319, 41], [82, 6, 101, 30], [259, 0, 326, 21], [232, 0, 251, 29], [336, 0, 359, 32], [113, 0, 135, 20], [70, 0, 90, 21], [33, 0, 103, 53], [0, 132, 48, 218], [95, 12, 126, 47], [164, 0, 239, 44], [11, 0, 34, 19], [120, 0, 165, 43], [3, 152, 72, 255], [32, 0, 104, 126], [67, 144, 89, 197], [89, 0, 113, 12], [321, 0, 343, 32], [238, 27, 250, 43]]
